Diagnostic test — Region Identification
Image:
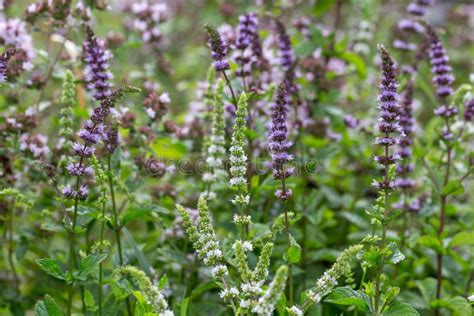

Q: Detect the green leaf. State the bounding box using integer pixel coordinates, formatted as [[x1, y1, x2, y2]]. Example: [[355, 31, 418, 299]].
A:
[[158, 274, 168, 290], [34, 295, 64, 316], [284, 236, 301, 264], [450, 232, 474, 247], [326, 286, 370, 312], [36, 259, 67, 281], [418, 235, 445, 255], [441, 181, 464, 196], [434, 296, 472, 316], [338, 52, 367, 79], [180, 297, 189, 316], [387, 242, 405, 264], [76, 254, 107, 281], [102, 294, 121, 316], [312, 0, 336, 17], [84, 290, 98, 312], [415, 278, 437, 306], [123, 227, 152, 276], [383, 301, 419, 316]]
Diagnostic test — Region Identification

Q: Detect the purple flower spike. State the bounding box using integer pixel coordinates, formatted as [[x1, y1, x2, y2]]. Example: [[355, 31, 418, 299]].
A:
[[83, 26, 113, 102], [105, 125, 119, 153], [424, 24, 454, 99], [396, 79, 416, 189], [373, 45, 401, 190], [205, 24, 230, 71], [276, 21, 298, 95], [0, 49, 15, 83], [235, 13, 259, 78], [464, 99, 474, 121], [268, 83, 293, 191]]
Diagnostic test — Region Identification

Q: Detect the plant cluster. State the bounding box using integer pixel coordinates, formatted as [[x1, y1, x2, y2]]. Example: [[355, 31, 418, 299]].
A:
[[0, 1, 473, 316]]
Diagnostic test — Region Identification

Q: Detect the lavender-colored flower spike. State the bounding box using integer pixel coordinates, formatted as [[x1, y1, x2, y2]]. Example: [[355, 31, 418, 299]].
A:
[[268, 83, 293, 200], [205, 24, 230, 71], [424, 24, 454, 100], [0, 49, 15, 83], [276, 21, 298, 95], [235, 13, 258, 78], [373, 45, 401, 190], [104, 125, 119, 153], [83, 26, 113, 102], [395, 79, 415, 190], [394, 0, 431, 53], [464, 98, 474, 122]]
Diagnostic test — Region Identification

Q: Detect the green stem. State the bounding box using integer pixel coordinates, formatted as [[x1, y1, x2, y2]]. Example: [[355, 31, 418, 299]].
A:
[[98, 200, 107, 316], [281, 175, 293, 306], [106, 155, 132, 316], [373, 143, 390, 315], [67, 174, 82, 316], [7, 198, 20, 288]]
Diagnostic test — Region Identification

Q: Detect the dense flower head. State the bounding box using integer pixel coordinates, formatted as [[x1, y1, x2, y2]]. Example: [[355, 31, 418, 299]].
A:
[[276, 21, 298, 95], [252, 265, 288, 316], [116, 266, 172, 314], [205, 23, 230, 71], [268, 83, 293, 181], [407, 0, 431, 16], [235, 13, 258, 51], [205, 80, 227, 181], [104, 125, 119, 153], [393, 0, 431, 56], [306, 245, 362, 304], [128, 1, 168, 46], [464, 98, 474, 121], [83, 26, 113, 102], [235, 13, 258, 78], [396, 79, 416, 189], [424, 23, 454, 100], [143, 91, 170, 121], [176, 195, 228, 277], [0, 49, 15, 83], [229, 93, 248, 188], [374, 45, 401, 190], [0, 17, 35, 71]]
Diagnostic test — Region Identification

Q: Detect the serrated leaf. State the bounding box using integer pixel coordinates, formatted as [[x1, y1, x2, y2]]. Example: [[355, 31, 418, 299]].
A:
[[434, 296, 472, 316], [326, 286, 370, 312], [339, 51, 367, 79], [36, 258, 67, 281], [418, 235, 445, 255], [441, 181, 464, 196], [158, 274, 168, 290], [34, 295, 64, 316], [76, 254, 107, 281], [384, 301, 419, 316], [284, 236, 301, 264], [84, 290, 98, 312], [450, 232, 474, 247]]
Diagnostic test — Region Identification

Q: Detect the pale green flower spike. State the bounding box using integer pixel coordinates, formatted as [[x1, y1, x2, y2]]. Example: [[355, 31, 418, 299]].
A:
[[252, 265, 288, 315], [204, 79, 227, 184], [298, 244, 363, 312], [176, 195, 228, 278], [233, 240, 253, 283], [229, 92, 248, 189], [90, 155, 107, 203], [59, 70, 75, 141], [253, 243, 274, 282], [116, 266, 173, 315]]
